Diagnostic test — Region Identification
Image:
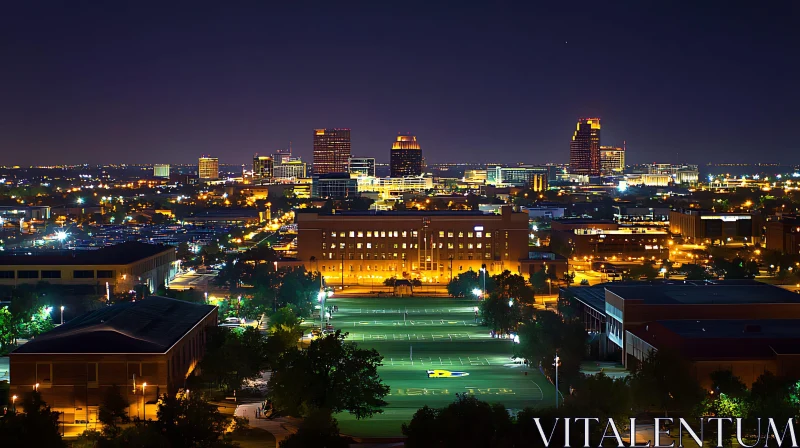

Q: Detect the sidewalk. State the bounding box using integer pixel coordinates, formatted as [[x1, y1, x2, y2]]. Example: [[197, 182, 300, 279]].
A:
[[235, 403, 297, 446]]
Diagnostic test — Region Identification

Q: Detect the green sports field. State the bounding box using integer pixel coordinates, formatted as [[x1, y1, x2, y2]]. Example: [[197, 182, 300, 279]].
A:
[[325, 296, 556, 438]]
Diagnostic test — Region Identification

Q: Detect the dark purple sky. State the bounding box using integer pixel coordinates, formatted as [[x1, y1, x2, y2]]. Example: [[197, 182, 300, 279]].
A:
[[1, 1, 798, 166]]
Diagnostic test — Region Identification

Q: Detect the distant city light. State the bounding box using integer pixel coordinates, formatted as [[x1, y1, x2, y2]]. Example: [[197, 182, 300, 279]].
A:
[[76, 197, 84, 204], [55, 231, 68, 241]]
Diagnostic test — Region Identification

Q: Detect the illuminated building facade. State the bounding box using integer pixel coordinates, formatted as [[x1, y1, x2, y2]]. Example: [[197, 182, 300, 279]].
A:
[[252, 155, 274, 181], [390, 134, 423, 177], [550, 219, 669, 259], [349, 157, 376, 177], [198, 156, 219, 180], [488, 167, 548, 190], [153, 164, 170, 178], [313, 128, 351, 174], [274, 159, 307, 180], [669, 209, 762, 244], [296, 207, 528, 284], [356, 176, 433, 200], [569, 118, 601, 176], [311, 173, 358, 198], [599, 146, 625, 174]]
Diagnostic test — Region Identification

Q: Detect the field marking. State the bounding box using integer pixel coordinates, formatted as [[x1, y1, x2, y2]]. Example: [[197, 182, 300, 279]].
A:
[[529, 379, 544, 400]]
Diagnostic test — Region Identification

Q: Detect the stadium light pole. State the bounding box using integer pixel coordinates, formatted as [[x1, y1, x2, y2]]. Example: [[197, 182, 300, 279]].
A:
[[60, 306, 64, 325], [480, 264, 487, 299], [554, 354, 561, 409]]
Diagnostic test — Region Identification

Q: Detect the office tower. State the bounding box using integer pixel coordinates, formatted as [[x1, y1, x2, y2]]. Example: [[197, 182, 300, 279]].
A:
[[273, 159, 308, 180], [313, 129, 351, 174], [274, 147, 292, 164], [569, 118, 601, 175], [390, 134, 423, 177], [198, 156, 219, 180], [252, 155, 274, 181], [349, 157, 376, 177], [599, 145, 625, 174], [153, 164, 170, 178]]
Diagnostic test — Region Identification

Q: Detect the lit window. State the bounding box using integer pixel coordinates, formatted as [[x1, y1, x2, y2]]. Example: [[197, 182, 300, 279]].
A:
[[367, 243, 372, 249], [468, 232, 473, 238], [393, 231, 399, 237], [339, 243, 345, 249], [331, 232, 336, 238], [367, 231, 372, 237], [459, 243, 464, 249], [402, 243, 407, 249], [448, 232, 454, 238], [477, 243, 482, 249], [476, 232, 482, 238], [412, 231, 418, 237], [340, 232, 345, 237], [438, 231, 445, 237], [349, 231, 355, 237], [458, 232, 464, 237], [357, 243, 363, 249], [468, 243, 474, 249], [402, 231, 407, 237], [357, 231, 363, 237], [381, 231, 386, 238], [438, 243, 443, 249], [393, 243, 398, 249], [448, 243, 454, 249]]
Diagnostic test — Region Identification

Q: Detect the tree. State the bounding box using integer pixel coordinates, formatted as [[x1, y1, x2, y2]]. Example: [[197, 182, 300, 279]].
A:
[[0, 306, 14, 354], [402, 394, 515, 448], [709, 370, 748, 399], [98, 385, 131, 432], [155, 393, 236, 448], [0, 391, 65, 448], [517, 311, 585, 395], [629, 349, 705, 416], [566, 373, 630, 421], [680, 263, 713, 280], [199, 326, 269, 391], [480, 295, 522, 336], [626, 261, 659, 281], [492, 270, 534, 305], [268, 330, 389, 419], [447, 270, 494, 298], [279, 408, 349, 448]]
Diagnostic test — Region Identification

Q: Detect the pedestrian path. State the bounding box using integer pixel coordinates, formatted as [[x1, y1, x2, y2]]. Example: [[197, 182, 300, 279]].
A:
[[235, 403, 296, 445]]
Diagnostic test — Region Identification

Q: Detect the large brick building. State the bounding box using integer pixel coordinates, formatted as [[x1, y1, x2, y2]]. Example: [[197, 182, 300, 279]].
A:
[[550, 219, 669, 260], [9, 297, 217, 423], [296, 207, 529, 284]]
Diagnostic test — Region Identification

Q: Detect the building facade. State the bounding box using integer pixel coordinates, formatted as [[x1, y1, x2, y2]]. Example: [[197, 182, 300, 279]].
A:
[[390, 134, 423, 177], [488, 167, 548, 190], [550, 219, 669, 259], [599, 146, 625, 174], [153, 164, 170, 178], [313, 128, 351, 174], [311, 173, 358, 198], [198, 156, 219, 180], [766, 215, 800, 255], [356, 176, 433, 200], [569, 118, 601, 176], [296, 207, 529, 284], [349, 157, 376, 177], [669, 209, 762, 244], [252, 155, 274, 181], [0, 242, 177, 294], [9, 297, 217, 423], [273, 159, 308, 180]]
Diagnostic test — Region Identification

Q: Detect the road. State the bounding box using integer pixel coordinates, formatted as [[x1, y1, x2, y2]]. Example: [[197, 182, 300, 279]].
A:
[[168, 271, 218, 292]]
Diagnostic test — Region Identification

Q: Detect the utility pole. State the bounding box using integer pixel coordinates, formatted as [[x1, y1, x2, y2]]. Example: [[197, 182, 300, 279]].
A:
[[554, 353, 561, 409], [449, 256, 453, 282]]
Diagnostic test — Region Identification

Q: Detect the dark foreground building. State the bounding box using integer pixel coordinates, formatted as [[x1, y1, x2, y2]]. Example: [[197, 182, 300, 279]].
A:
[[9, 297, 217, 423]]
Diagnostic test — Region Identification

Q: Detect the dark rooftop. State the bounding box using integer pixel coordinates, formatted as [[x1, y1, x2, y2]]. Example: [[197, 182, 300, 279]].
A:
[[13, 296, 215, 354], [0, 242, 174, 266], [657, 319, 800, 340], [606, 281, 800, 305]]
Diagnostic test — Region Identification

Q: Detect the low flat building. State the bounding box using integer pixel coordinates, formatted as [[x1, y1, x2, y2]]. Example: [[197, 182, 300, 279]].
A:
[[550, 219, 668, 259], [9, 296, 217, 422], [296, 206, 529, 284], [560, 280, 800, 368], [0, 242, 177, 294], [183, 209, 263, 227], [627, 319, 800, 388], [669, 209, 761, 244]]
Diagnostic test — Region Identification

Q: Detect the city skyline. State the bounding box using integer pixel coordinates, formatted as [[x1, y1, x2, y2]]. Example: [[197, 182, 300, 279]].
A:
[[1, 2, 798, 166]]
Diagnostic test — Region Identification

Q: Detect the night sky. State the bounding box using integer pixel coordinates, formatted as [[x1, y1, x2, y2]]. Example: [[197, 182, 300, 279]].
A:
[[1, 2, 798, 166]]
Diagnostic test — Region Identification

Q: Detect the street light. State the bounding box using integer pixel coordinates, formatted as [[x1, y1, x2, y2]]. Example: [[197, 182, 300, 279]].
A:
[[472, 288, 482, 298], [12, 395, 17, 411], [60, 306, 64, 325], [34, 383, 40, 391], [480, 264, 487, 299], [142, 383, 147, 420], [553, 354, 561, 409]]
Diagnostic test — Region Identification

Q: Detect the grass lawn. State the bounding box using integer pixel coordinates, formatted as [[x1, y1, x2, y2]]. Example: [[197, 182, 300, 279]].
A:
[[326, 297, 556, 438]]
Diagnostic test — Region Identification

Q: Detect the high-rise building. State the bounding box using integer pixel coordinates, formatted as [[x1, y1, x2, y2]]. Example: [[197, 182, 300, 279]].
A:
[[198, 156, 219, 180], [390, 134, 423, 177], [349, 157, 376, 177], [252, 155, 274, 181], [274, 159, 307, 180], [599, 146, 625, 174], [153, 164, 170, 178], [569, 118, 601, 176], [274, 148, 292, 164], [313, 129, 351, 174]]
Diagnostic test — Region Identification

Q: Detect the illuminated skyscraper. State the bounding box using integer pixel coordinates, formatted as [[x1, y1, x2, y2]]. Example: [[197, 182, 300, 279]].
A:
[[313, 129, 351, 174], [390, 134, 423, 177], [153, 164, 170, 178], [600, 145, 625, 174], [252, 155, 273, 181], [198, 156, 219, 180], [349, 157, 375, 177], [569, 118, 601, 175]]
